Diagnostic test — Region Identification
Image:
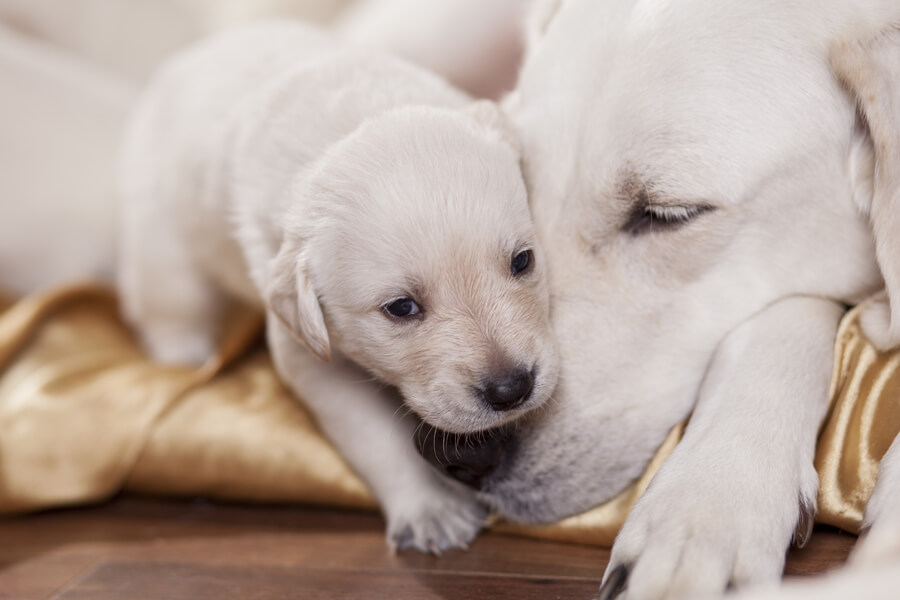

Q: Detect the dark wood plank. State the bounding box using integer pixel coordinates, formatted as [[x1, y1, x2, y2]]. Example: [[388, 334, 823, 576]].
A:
[[0, 549, 100, 600], [0, 496, 611, 577], [785, 526, 858, 577], [55, 561, 601, 600], [0, 495, 856, 600]]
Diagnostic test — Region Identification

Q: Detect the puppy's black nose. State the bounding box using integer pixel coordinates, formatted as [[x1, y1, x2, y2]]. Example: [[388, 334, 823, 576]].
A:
[[415, 424, 510, 490], [481, 367, 533, 411]]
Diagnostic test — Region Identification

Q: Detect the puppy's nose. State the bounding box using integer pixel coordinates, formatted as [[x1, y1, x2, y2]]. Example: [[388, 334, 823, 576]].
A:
[[415, 424, 509, 490], [481, 367, 533, 411]]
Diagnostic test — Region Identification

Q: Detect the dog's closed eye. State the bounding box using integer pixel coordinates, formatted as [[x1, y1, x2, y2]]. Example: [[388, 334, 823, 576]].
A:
[[623, 203, 714, 236]]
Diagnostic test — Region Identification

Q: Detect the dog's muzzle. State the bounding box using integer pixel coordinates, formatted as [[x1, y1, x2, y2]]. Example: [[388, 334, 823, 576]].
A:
[[414, 422, 511, 490]]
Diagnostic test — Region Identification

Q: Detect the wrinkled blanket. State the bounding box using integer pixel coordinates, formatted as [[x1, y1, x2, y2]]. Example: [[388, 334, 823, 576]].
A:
[[1, 284, 897, 546]]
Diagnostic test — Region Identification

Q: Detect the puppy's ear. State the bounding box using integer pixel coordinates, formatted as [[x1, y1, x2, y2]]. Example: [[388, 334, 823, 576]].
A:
[[265, 238, 331, 361], [465, 100, 521, 154], [832, 23, 900, 350]]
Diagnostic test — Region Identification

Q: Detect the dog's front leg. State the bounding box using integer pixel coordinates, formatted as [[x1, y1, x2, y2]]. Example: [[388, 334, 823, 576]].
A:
[[598, 297, 844, 600], [266, 318, 488, 554]]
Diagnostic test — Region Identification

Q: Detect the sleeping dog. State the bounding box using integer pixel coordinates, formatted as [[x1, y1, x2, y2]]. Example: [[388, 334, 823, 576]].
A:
[[118, 21, 559, 553], [417, 0, 900, 597]]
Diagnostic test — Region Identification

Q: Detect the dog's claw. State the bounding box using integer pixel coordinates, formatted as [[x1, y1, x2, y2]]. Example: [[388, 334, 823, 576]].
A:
[[793, 499, 816, 549], [595, 563, 630, 600], [389, 526, 415, 554]]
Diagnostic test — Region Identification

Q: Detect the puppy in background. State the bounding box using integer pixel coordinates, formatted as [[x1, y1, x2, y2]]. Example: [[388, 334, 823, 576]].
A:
[[117, 20, 559, 553]]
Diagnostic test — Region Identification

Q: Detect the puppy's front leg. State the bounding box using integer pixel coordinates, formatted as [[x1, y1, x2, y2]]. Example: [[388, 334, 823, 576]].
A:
[[118, 219, 222, 366], [266, 318, 488, 553], [599, 297, 844, 600]]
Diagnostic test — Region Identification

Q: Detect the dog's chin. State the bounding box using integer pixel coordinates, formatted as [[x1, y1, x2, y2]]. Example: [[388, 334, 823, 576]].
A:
[[475, 400, 666, 523], [478, 460, 638, 524], [479, 489, 602, 525]]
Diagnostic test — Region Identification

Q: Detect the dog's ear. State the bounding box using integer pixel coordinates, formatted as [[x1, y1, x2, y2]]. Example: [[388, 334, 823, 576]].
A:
[[265, 237, 331, 361], [465, 100, 521, 154], [832, 22, 900, 350]]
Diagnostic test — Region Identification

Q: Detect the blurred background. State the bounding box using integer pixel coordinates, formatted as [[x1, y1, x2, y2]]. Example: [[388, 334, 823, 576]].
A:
[[0, 0, 529, 296]]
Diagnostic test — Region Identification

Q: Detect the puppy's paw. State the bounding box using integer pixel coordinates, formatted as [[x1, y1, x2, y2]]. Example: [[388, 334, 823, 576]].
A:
[[384, 479, 489, 554], [597, 452, 818, 600]]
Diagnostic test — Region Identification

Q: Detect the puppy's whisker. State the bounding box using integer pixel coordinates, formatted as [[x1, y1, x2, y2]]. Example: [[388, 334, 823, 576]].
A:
[[442, 427, 450, 464], [390, 403, 415, 428], [344, 375, 380, 384], [432, 428, 445, 468], [390, 404, 407, 420], [410, 417, 426, 440]]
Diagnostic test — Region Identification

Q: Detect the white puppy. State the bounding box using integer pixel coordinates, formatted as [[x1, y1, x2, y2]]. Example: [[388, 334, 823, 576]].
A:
[[413, 0, 900, 595], [118, 21, 559, 552]]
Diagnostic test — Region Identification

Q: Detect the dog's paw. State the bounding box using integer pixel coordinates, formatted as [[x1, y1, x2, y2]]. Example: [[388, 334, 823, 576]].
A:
[[597, 451, 818, 600], [384, 479, 489, 554]]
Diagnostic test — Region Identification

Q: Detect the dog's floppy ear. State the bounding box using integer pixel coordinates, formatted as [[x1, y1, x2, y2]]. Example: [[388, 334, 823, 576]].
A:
[[832, 22, 900, 350], [265, 236, 331, 361], [465, 100, 521, 154]]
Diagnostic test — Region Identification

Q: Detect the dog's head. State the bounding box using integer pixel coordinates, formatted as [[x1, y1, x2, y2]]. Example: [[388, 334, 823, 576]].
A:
[[265, 103, 558, 434], [418, 0, 900, 521]]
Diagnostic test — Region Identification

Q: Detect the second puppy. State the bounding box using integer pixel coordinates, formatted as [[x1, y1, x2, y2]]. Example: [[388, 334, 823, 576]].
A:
[[118, 21, 559, 552]]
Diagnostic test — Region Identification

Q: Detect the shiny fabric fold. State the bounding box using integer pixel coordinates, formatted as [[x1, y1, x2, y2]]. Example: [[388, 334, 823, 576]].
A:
[[0, 285, 897, 546], [814, 306, 900, 533]]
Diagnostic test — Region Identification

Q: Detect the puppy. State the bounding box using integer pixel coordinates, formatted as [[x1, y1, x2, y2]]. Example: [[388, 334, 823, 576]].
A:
[[118, 21, 558, 552], [415, 0, 900, 595]]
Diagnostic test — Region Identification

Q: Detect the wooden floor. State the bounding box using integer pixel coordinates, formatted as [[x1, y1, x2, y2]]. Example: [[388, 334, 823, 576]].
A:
[[0, 495, 856, 600]]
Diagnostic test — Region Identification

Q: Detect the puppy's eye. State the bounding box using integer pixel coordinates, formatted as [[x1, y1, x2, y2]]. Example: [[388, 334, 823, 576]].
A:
[[511, 249, 533, 276], [383, 297, 421, 319], [623, 204, 714, 236]]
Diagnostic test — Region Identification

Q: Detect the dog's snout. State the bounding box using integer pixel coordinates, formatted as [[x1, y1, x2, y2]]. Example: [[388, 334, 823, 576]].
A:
[[480, 367, 534, 411], [415, 423, 509, 490]]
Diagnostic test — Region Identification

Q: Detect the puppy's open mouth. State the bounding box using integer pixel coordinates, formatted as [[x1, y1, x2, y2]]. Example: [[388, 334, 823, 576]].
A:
[[414, 421, 515, 490]]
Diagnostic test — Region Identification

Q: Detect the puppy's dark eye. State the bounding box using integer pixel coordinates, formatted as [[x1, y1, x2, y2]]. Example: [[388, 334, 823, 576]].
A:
[[384, 297, 421, 319], [623, 204, 714, 236], [511, 249, 533, 276]]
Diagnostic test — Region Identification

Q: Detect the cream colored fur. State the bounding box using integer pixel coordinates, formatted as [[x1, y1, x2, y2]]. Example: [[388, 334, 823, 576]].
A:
[[118, 21, 558, 552], [831, 26, 900, 351], [456, 1, 900, 598], [336, 0, 527, 99]]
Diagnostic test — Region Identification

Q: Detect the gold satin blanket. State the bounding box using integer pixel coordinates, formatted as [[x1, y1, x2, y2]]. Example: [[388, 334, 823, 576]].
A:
[[1, 285, 897, 546]]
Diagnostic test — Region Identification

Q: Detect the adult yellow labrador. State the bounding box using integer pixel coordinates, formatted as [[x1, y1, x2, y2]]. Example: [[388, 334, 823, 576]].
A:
[[418, 1, 900, 598]]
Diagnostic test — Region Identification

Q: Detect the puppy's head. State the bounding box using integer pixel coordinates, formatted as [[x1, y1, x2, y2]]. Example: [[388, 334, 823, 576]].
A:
[[267, 103, 558, 433]]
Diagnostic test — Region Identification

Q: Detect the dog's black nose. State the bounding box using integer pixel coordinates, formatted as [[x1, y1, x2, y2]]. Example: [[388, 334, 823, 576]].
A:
[[481, 367, 533, 411], [415, 424, 510, 490]]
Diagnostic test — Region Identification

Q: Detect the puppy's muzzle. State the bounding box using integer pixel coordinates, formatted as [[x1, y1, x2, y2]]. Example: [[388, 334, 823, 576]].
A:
[[415, 423, 511, 490], [478, 366, 534, 411]]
